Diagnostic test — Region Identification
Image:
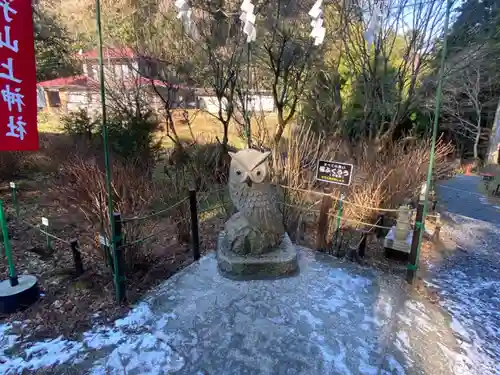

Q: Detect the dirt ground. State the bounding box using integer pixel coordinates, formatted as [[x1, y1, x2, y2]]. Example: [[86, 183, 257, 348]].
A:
[[0, 175, 226, 340]]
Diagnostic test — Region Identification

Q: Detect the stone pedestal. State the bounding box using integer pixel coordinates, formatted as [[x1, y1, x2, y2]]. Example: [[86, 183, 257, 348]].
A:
[[384, 205, 413, 260], [217, 232, 299, 280]]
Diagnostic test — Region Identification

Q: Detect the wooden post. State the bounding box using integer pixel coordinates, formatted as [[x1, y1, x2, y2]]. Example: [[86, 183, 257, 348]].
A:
[[189, 188, 200, 261], [99, 230, 113, 269], [407, 201, 424, 284], [315, 189, 333, 251], [70, 239, 84, 276], [376, 213, 385, 239], [113, 212, 126, 303], [358, 233, 367, 258], [431, 199, 437, 212]]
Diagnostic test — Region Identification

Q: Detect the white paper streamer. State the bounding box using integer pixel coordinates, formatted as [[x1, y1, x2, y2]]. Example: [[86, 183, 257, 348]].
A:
[[309, 0, 325, 46], [364, 2, 382, 50], [240, 0, 257, 43], [175, 0, 199, 40]]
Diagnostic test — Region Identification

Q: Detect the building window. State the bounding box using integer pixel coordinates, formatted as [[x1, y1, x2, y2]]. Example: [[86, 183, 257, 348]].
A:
[[68, 92, 88, 104], [46, 91, 61, 107]]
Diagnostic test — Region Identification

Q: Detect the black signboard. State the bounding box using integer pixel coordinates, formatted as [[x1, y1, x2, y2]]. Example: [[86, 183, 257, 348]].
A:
[[316, 160, 354, 186]]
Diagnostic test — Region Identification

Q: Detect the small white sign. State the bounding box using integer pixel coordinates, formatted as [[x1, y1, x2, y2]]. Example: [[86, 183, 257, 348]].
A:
[[41, 217, 49, 226], [9, 182, 15, 188], [99, 234, 109, 246]]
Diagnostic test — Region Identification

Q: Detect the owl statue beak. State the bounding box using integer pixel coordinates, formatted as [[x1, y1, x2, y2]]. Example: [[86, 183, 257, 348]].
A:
[[244, 175, 253, 187]]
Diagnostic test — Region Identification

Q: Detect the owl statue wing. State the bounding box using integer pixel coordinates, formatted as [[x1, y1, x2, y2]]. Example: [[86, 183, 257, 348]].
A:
[[270, 183, 284, 216], [261, 183, 285, 234]]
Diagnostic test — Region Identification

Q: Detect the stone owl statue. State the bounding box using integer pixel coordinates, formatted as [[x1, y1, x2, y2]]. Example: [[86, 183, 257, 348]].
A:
[[224, 149, 285, 255]]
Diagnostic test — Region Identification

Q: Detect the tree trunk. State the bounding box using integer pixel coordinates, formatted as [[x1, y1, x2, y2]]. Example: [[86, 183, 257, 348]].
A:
[[222, 121, 229, 152], [474, 113, 481, 160], [274, 110, 285, 145], [166, 110, 182, 147], [473, 132, 480, 160]]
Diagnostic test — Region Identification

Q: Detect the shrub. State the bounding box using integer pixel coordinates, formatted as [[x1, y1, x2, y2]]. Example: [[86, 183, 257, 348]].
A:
[[103, 110, 162, 167], [271, 126, 336, 237], [153, 165, 192, 243], [166, 137, 236, 188], [61, 108, 162, 168], [0, 152, 24, 181], [53, 157, 159, 270], [61, 108, 98, 140], [271, 128, 455, 239]]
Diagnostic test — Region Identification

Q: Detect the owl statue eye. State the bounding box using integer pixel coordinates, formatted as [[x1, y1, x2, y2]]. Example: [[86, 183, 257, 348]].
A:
[[256, 171, 261, 176], [236, 170, 242, 175]]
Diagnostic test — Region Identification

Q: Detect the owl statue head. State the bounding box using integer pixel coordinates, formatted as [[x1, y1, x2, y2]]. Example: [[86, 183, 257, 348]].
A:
[[228, 149, 271, 187]]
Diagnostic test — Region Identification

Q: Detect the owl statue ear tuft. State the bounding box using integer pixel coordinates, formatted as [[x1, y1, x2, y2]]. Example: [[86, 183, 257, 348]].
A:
[[228, 151, 236, 159], [262, 151, 271, 160]]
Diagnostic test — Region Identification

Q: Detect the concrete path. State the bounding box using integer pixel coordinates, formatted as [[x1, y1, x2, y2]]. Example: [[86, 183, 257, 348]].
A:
[[0, 253, 478, 375], [0, 175, 498, 375], [431, 175, 500, 375]]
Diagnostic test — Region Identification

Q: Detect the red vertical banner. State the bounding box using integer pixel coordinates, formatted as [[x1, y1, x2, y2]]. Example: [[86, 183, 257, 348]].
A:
[[0, 0, 38, 151]]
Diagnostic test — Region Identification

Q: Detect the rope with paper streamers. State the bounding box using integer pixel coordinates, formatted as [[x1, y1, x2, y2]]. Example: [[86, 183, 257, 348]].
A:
[[280, 185, 441, 219], [117, 200, 232, 250], [20, 218, 71, 245], [122, 197, 189, 223], [117, 217, 190, 250], [280, 201, 393, 230], [281, 185, 401, 213], [172, 0, 444, 47]]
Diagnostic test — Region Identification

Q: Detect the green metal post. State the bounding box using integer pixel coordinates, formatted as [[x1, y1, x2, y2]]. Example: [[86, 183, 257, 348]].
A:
[[10, 183, 19, 218], [409, 0, 452, 281], [95, 0, 121, 302], [0, 200, 18, 286]]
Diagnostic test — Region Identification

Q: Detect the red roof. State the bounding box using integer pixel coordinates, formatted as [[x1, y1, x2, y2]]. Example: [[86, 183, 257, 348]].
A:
[[37, 75, 99, 89], [77, 47, 135, 59], [37, 75, 185, 90]]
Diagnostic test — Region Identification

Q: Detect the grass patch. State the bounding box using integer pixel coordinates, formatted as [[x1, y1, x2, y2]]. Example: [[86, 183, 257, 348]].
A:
[[38, 109, 280, 150], [37, 111, 65, 133]]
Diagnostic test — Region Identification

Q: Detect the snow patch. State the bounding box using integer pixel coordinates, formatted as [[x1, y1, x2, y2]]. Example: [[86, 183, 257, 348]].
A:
[[89, 333, 184, 375], [0, 302, 180, 375], [438, 343, 474, 375], [298, 310, 323, 328], [396, 331, 410, 351], [450, 318, 471, 342], [384, 354, 406, 375]]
